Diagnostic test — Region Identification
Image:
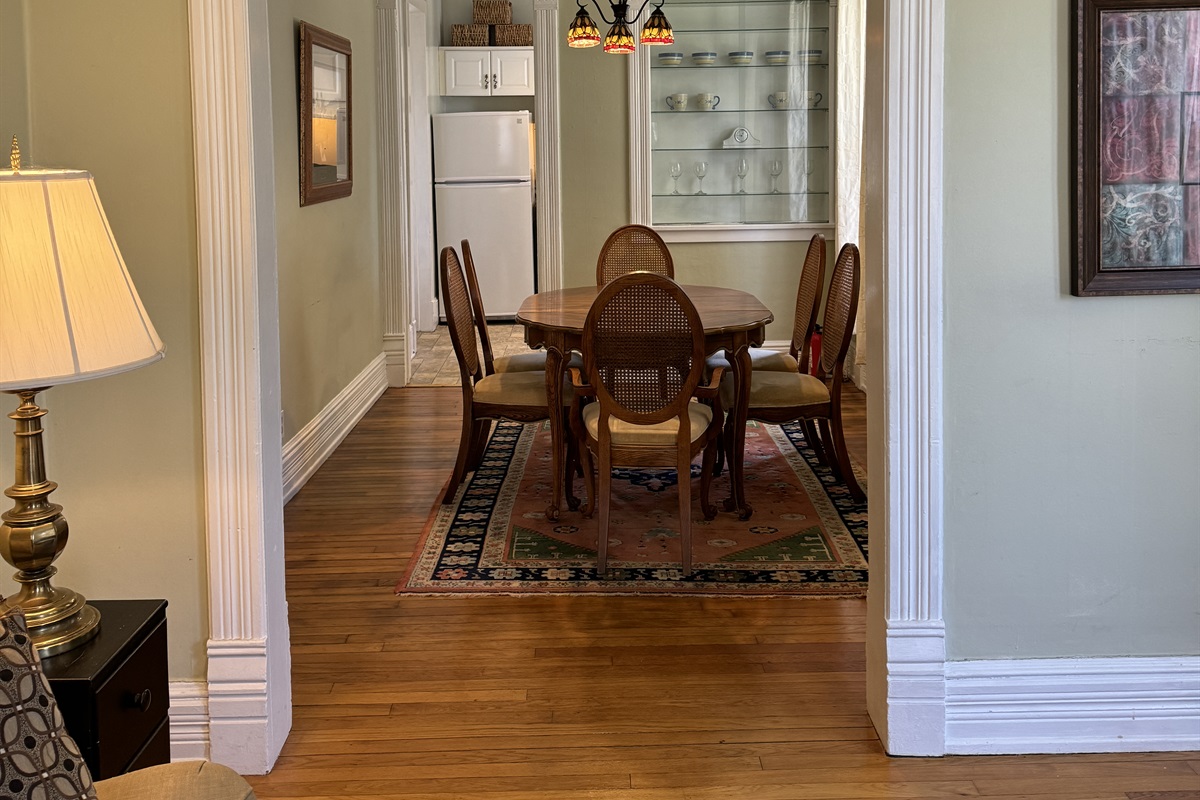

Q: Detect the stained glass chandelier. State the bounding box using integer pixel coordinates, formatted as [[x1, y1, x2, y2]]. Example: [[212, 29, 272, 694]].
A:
[[567, 0, 674, 54]]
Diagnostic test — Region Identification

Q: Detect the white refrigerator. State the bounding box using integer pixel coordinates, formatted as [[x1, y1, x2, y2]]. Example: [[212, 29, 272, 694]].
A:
[[433, 111, 535, 319]]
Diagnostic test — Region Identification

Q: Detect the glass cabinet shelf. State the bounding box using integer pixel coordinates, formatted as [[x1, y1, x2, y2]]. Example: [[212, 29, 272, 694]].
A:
[[631, 0, 836, 238]]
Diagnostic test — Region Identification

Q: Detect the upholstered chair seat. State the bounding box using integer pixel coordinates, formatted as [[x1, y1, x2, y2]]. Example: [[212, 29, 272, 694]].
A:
[[471, 372, 572, 407], [582, 400, 714, 447], [492, 350, 584, 374], [720, 370, 829, 409], [705, 347, 799, 374], [96, 762, 255, 800]]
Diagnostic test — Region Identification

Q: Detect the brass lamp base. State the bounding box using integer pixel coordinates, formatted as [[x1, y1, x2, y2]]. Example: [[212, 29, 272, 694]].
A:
[[1, 568, 100, 658], [0, 390, 101, 657]]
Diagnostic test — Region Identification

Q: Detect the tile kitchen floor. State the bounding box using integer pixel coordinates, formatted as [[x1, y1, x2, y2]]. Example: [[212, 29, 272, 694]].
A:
[[408, 322, 533, 386]]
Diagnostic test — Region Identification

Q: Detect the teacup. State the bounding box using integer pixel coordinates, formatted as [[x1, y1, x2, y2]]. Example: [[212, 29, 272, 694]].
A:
[[666, 93, 688, 111], [695, 92, 721, 111], [804, 91, 824, 108], [768, 91, 788, 109]]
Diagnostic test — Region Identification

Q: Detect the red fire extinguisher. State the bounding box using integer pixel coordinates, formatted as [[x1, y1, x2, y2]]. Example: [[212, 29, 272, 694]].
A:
[[809, 325, 823, 377]]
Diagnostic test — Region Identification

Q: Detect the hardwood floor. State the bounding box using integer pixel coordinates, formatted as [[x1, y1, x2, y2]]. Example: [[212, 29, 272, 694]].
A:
[[247, 385, 1199, 799]]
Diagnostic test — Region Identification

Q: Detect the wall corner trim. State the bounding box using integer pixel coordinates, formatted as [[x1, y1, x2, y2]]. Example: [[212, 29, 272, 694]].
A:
[[945, 656, 1200, 754], [283, 354, 389, 502], [169, 681, 210, 761]]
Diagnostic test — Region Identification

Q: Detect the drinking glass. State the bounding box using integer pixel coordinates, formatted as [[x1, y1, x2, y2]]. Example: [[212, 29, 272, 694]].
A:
[[768, 159, 783, 194], [694, 161, 709, 196], [736, 158, 749, 194], [669, 162, 682, 195]]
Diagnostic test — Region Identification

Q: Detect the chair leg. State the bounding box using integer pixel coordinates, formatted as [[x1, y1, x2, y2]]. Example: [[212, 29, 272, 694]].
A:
[[467, 419, 492, 470], [826, 411, 866, 501], [700, 440, 718, 521], [678, 448, 693, 577], [444, 404, 476, 504], [818, 418, 843, 481], [802, 419, 828, 465], [596, 450, 612, 575], [713, 427, 726, 477], [564, 416, 581, 512]]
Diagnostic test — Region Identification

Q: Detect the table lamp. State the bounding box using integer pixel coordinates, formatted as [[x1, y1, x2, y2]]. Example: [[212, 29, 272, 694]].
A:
[[0, 138, 165, 656]]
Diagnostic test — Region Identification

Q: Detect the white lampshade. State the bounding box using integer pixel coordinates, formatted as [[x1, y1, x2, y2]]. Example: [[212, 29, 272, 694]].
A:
[[0, 169, 164, 390]]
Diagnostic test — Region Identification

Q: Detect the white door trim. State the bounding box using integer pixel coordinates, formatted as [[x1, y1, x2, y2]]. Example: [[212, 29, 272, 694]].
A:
[[377, 0, 411, 387], [533, 0, 564, 292], [187, 0, 291, 772], [865, 0, 947, 756]]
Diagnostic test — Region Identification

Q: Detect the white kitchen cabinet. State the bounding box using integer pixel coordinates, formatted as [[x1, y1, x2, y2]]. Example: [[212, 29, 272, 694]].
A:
[[441, 47, 535, 96]]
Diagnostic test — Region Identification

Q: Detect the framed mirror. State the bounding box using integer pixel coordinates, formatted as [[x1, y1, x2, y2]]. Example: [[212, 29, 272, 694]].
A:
[[299, 21, 352, 206]]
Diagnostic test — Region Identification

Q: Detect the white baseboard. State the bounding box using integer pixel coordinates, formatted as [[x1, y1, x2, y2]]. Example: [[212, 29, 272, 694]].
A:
[[169, 681, 210, 760], [945, 656, 1200, 754], [282, 353, 388, 502], [383, 332, 408, 388]]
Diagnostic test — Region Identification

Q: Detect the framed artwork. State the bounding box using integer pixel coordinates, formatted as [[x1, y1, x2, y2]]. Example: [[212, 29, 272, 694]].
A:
[[1074, 0, 1200, 295], [299, 22, 352, 206]]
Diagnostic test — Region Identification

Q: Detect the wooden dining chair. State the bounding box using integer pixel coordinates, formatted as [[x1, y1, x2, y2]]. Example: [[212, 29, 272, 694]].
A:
[[721, 242, 865, 501], [439, 245, 573, 504], [595, 224, 674, 286], [711, 233, 828, 473], [460, 239, 548, 375], [707, 233, 826, 375], [569, 273, 724, 576]]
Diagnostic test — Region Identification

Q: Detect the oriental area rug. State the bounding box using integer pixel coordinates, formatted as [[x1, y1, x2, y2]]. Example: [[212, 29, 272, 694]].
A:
[[398, 420, 867, 597]]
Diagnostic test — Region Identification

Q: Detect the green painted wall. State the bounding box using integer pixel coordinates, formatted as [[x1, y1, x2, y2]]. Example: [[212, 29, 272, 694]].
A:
[[943, 0, 1200, 659], [0, 0, 29, 150], [270, 1, 383, 441], [4, 0, 207, 679]]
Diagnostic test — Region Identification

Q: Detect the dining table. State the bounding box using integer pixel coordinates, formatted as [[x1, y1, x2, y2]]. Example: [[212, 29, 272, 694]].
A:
[[516, 283, 774, 522]]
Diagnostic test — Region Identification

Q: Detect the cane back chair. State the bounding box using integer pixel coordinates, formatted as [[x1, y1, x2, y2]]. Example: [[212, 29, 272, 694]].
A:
[[440, 246, 572, 504], [569, 273, 724, 576], [595, 224, 675, 286], [460, 239, 548, 375], [721, 243, 865, 501]]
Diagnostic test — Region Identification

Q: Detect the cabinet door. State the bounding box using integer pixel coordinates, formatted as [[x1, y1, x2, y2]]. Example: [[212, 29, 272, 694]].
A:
[[443, 49, 490, 96], [491, 49, 535, 96]]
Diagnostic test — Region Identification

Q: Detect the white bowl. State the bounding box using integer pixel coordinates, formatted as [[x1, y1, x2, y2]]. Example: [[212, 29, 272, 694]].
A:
[[691, 51, 718, 65], [729, 51, 754, 65], [797, 49, 823, 63], [658, 52, 684, 65], [765, 50, 789, 64]]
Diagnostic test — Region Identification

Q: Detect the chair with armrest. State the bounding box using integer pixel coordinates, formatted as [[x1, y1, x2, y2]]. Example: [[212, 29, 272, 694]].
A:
[[569, 272, 724, 576], [720, 242, 865, 501], [441, 246, 575, 504], [0, 606, 255, 800], [595, 224, 674, 286]]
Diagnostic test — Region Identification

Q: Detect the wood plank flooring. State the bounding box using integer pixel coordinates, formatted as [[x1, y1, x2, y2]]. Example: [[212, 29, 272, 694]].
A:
[[247, 385, 1199, 799]]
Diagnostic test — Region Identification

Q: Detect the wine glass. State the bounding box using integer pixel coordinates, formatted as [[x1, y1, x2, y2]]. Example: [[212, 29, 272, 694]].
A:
[[694, 161, 709, 196], [736, 158, 749, 194], [768, 159, 783, 194], [669, 162, 682, 195]]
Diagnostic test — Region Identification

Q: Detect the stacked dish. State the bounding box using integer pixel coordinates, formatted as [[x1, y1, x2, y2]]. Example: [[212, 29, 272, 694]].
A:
[[765, 50, 789, 65], [798, 48, 823, 64], [691, 51, 718, 65], [658, 52, 684, 66], [729, 51, 754, 65]]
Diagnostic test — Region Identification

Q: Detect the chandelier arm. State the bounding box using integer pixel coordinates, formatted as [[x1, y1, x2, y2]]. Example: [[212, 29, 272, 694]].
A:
[[587, 0, 617, 25]]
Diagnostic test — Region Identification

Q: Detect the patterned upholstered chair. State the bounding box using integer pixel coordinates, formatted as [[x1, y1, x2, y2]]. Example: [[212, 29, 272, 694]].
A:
[[0, 606, 255, 800], [595, 225, 674, 286], [569, 273, 724, 576], [721, 243, 865, 501]]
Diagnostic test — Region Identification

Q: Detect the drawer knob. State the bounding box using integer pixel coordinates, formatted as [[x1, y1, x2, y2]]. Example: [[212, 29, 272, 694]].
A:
[[127, 688, 153, 712]]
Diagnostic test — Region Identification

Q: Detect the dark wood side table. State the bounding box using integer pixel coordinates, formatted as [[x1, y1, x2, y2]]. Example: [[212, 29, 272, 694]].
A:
[[41, 599, 170, 779]]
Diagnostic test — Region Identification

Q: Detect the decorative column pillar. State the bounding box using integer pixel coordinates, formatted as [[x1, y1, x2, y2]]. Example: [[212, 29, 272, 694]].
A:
[[377, 0, 411, 386], [534, 0, 564, 292]]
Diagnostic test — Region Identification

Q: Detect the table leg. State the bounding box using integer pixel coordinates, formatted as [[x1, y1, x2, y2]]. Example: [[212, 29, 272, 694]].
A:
[[728, 343, 754, 520], [544, 346, 566, 521]]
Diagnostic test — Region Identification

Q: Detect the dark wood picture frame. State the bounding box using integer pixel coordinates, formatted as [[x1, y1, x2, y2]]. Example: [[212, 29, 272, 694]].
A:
[[1073, 0, 1200, 295], [299, 21, 353, 206]]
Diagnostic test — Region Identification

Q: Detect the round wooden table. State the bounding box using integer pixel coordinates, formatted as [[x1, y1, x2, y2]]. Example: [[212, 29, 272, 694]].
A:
[[516, 284, 774, 520]]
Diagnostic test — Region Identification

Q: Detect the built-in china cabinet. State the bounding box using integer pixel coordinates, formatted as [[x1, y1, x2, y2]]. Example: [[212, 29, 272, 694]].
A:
[[629, 0, 836, 241]]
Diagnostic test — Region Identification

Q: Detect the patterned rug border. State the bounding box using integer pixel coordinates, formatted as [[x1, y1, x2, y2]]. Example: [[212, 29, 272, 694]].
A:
[[398, 421, 868, 598]]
